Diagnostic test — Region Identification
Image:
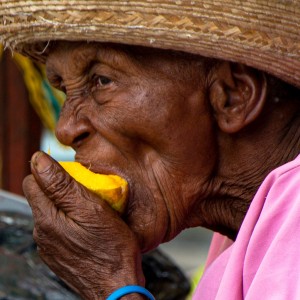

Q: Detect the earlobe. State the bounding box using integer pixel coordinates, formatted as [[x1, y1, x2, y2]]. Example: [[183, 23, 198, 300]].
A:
[[209, 62, 267, 133]]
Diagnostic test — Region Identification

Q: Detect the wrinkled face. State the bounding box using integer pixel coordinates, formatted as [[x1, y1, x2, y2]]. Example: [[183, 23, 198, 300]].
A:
[[46, 42, 217, 252]]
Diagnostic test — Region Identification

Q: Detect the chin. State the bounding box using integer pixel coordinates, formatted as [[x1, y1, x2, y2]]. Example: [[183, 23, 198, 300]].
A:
[[124, 189, 170, 253]]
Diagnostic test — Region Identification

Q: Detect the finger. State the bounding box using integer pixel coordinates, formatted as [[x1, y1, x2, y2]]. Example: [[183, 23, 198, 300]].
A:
[[24, 175, 77, 247], [23, 174, 56, 221], [30, 151, 110, 214], [23, 174, 66, 247], [24, 174, 75, 242]]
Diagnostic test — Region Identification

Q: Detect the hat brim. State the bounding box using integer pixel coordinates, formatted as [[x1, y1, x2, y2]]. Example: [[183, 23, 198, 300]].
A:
[[1, 1, 300, 88]]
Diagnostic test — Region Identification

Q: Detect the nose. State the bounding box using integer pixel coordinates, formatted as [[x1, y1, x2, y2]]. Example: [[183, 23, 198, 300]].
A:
[[55, 102, 93, 150]]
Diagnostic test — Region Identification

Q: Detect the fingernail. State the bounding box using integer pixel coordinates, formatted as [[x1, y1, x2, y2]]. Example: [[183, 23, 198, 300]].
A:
[[32, 151, 52, 173]]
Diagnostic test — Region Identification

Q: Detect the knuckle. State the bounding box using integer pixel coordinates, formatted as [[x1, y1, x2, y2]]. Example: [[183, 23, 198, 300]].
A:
[[33, 216, 55, 240], [33, 226, 44, 246], [22, 174, 40, 199], [22, 174, 33, 191], [44, 164, 73, 198]]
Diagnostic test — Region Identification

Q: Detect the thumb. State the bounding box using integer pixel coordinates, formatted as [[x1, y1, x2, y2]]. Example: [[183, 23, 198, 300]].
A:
[[30, 151, 101, 212]]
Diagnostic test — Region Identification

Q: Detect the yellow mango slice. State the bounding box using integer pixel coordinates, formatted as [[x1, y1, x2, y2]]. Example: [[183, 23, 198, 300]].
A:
[[59, 161, 128, 214]]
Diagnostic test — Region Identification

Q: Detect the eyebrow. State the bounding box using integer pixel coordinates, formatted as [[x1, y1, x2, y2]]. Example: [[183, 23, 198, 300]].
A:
[[94, 45, 137, 72], [84, 59, 100, 74]]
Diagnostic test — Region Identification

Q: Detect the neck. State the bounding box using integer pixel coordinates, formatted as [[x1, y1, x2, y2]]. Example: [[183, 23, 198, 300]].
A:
[[196, 101, 300, 240]]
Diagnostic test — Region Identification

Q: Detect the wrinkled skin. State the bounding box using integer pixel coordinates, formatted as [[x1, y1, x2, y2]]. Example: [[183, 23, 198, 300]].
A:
[[23, 42, 300, 299], [24, 154, 143, 298], [24, 43, 216, 299], [44, 42, 218, 249]]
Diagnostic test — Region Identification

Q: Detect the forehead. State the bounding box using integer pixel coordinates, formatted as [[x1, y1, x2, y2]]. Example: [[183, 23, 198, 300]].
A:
[[45, 41, 202, 76], [45, 42, 137, 73]]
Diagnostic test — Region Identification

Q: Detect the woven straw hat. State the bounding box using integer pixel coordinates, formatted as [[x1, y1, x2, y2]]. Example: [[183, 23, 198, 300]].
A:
[[1, 1, 300, 88]]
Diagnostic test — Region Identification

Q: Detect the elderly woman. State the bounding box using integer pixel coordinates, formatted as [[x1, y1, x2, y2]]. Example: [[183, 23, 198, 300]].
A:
[[1, 1, 300, 299]]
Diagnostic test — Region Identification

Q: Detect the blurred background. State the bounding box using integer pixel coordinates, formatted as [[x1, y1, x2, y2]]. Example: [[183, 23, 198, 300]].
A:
[[0, 46, 212, 299]]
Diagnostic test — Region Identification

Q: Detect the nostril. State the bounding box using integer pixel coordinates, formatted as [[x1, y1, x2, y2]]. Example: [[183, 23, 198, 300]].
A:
[[56, 106, 94, 148], [73, 132, 90, 147]]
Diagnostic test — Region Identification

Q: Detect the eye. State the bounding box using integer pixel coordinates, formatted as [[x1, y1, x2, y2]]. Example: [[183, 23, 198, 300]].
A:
[[96, 76, 112, 87], [47, 73, 66, 93]]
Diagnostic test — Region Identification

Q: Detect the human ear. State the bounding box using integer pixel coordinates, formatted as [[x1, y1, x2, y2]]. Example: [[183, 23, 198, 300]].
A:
[[209, 62, 267, 133]]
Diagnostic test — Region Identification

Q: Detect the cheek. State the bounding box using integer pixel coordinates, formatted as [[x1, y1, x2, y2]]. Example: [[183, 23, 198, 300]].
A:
[[90, 87, 145, 128], [103, 86, 184, 147]]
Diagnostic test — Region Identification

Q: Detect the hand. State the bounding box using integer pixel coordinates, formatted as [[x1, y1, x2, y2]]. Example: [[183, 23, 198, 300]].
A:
[[23, 151, 145, 299]]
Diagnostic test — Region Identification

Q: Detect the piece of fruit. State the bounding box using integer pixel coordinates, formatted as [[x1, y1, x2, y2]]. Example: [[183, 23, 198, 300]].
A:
[[59, 161, 128, 214]]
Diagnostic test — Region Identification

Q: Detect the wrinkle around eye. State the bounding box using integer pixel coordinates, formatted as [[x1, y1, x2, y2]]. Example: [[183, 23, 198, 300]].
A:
[[47, 74, 64, 92], [90, 90, 113, 106], [88, 62, 122, 91], [89, 80, 119, 105]]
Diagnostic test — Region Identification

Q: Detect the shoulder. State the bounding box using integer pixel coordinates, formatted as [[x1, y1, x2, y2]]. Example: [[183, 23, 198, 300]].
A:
[[263, 154, 300, 210], [235, 154, 300, 297]]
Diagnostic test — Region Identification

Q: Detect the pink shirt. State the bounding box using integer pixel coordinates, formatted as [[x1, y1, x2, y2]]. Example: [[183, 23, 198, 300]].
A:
[[193, 155, 300, 299]]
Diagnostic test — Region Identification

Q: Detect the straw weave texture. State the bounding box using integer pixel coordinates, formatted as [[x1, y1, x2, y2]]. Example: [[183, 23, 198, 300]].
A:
[[1, 0, 300, 87]]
